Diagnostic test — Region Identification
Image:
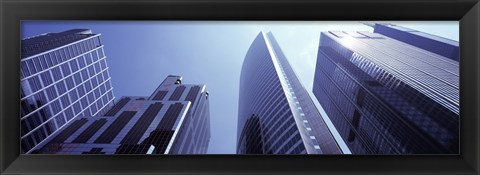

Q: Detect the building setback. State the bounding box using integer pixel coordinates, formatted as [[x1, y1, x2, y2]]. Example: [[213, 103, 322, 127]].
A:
[[32, 75, 210, 154], [312, 24, 459, 154], [21, 29, 115, 154], [237, 32, 342, 154]]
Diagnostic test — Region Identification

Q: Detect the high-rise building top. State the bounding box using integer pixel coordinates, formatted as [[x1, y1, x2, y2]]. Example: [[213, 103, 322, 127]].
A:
[[313, 28, 459, 154], [21, 29, 115, 153], [32, 75, 210, 154], [373, 23, 459, 61], [22, 29, 96, 58], [237, 32, 342, 154]]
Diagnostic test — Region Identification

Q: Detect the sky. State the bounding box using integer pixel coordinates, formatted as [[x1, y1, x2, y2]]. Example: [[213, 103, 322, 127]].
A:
[[22, 21, 459, 154]]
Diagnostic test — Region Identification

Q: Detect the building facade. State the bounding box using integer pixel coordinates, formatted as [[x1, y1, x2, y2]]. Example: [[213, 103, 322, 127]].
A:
[[21, 29, 115, 153], [237, 32, 342, 154], [32, 75, 210, 154], [312, 25, 459, 154]]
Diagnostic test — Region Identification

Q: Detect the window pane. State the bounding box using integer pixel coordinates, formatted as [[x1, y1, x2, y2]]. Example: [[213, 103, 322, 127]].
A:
[[21, 61, 30, 77], [86, 53, 93, 65], [78, 56, 86, 68], [65, 76, 75, 89], [92, 50, 99, 62], [70, 59, 79, 73], [33, 57, 42, 71], [26, 59, 37, 75], [73, 72, 82, 85], [98, 48, 105, 58], [39, 55, 48, 70], [45, 54, 53, 67], [61, 64, 71, 76], [60, 48, 67, 62]]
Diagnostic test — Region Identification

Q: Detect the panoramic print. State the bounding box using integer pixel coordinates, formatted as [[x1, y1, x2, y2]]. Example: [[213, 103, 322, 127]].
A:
[[20, 21, 459, 154]]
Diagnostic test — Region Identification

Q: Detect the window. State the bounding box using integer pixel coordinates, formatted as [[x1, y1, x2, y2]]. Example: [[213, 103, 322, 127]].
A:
[[46, 86, 57, 101], [85, 81, 92, 92], [92, 50, 99, 62], [72, 45, 78, 57], [70, 59, 79, 72], [88, 93, 95, 103], [51, 67, 62, 81], [54, 50, 62, 64], [81, 41, 87, 54], [73, 72, 82, 85], [60, 48, 67, 62], [78, 56, 86, 68], [73, 102, 81, 114], [97, 74, 104, 84], [94, 62, 101, 73], [81, 69, 89, 81], [65, 76, 75, 89], [88, 66, 95, 76], [69, 90, 78, 102], [86, 53, 93, 65], [39, 55, 48, 70], [64, 107, 74, 120], [50, 52, 58, 65], [21, 61, 30, 77], [91, 77, 98, 88], [103, 71, 109, 80], [100, 59, 107, 69], [77, 84, 86, 97], [60, 95, 70, 108], [80, 97, 88, 109], [41, 71, 53, 87], [51, 100, 61, 115], [26, 59, 37, 75], [56, 81, 67, 95], [33, 57, 42, 72], [61, 63, 71, 76], [94, 88, 100, 99], [98, 48, 105, 58]]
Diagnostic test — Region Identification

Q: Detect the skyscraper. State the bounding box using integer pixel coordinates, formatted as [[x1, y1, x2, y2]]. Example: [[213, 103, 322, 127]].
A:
[[237, 32, 342, 154], [312, 25, 459, 154], [21, 29, 115, 153], [32, 75, 210, 154]]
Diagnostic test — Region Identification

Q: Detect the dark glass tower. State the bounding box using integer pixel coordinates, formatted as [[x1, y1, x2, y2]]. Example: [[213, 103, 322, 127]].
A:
[[32, 75, 210, 154], [21, 29, 115, 153], [237, 32, 342, 154], [312, 25, 459, 154]]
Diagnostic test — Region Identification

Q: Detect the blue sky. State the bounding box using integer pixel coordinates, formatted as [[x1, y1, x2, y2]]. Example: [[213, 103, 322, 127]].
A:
[[22, 21, 459, 154]]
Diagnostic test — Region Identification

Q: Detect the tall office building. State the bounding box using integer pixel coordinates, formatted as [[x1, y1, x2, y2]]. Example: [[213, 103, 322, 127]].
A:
[[237, 32, 342, 154], [312, 24, 459, 154], [21, 29, 115, 154], [32, 75, 210, 154]]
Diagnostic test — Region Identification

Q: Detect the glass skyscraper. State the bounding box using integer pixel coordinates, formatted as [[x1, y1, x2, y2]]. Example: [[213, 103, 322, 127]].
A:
[[32, 75, 210, 154], [312, 24, 459, 154], [237, 32, 342, 154], [21, 29, 115, 154]]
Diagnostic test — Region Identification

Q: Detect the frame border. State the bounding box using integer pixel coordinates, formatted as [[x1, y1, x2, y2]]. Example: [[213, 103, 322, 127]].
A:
[[1, 0, 479, 174]]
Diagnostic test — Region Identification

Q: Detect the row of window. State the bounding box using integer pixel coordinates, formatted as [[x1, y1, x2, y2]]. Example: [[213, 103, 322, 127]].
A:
[[21, 76, 113, 134], [21, 37, 103, 78], [22, 58, 109, 105], [22, 51, 107, 103], [21, 88, 114, 151]]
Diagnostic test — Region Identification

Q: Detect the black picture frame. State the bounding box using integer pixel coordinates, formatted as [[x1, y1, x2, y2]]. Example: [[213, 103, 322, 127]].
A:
[[1, 0, 479, 174]]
